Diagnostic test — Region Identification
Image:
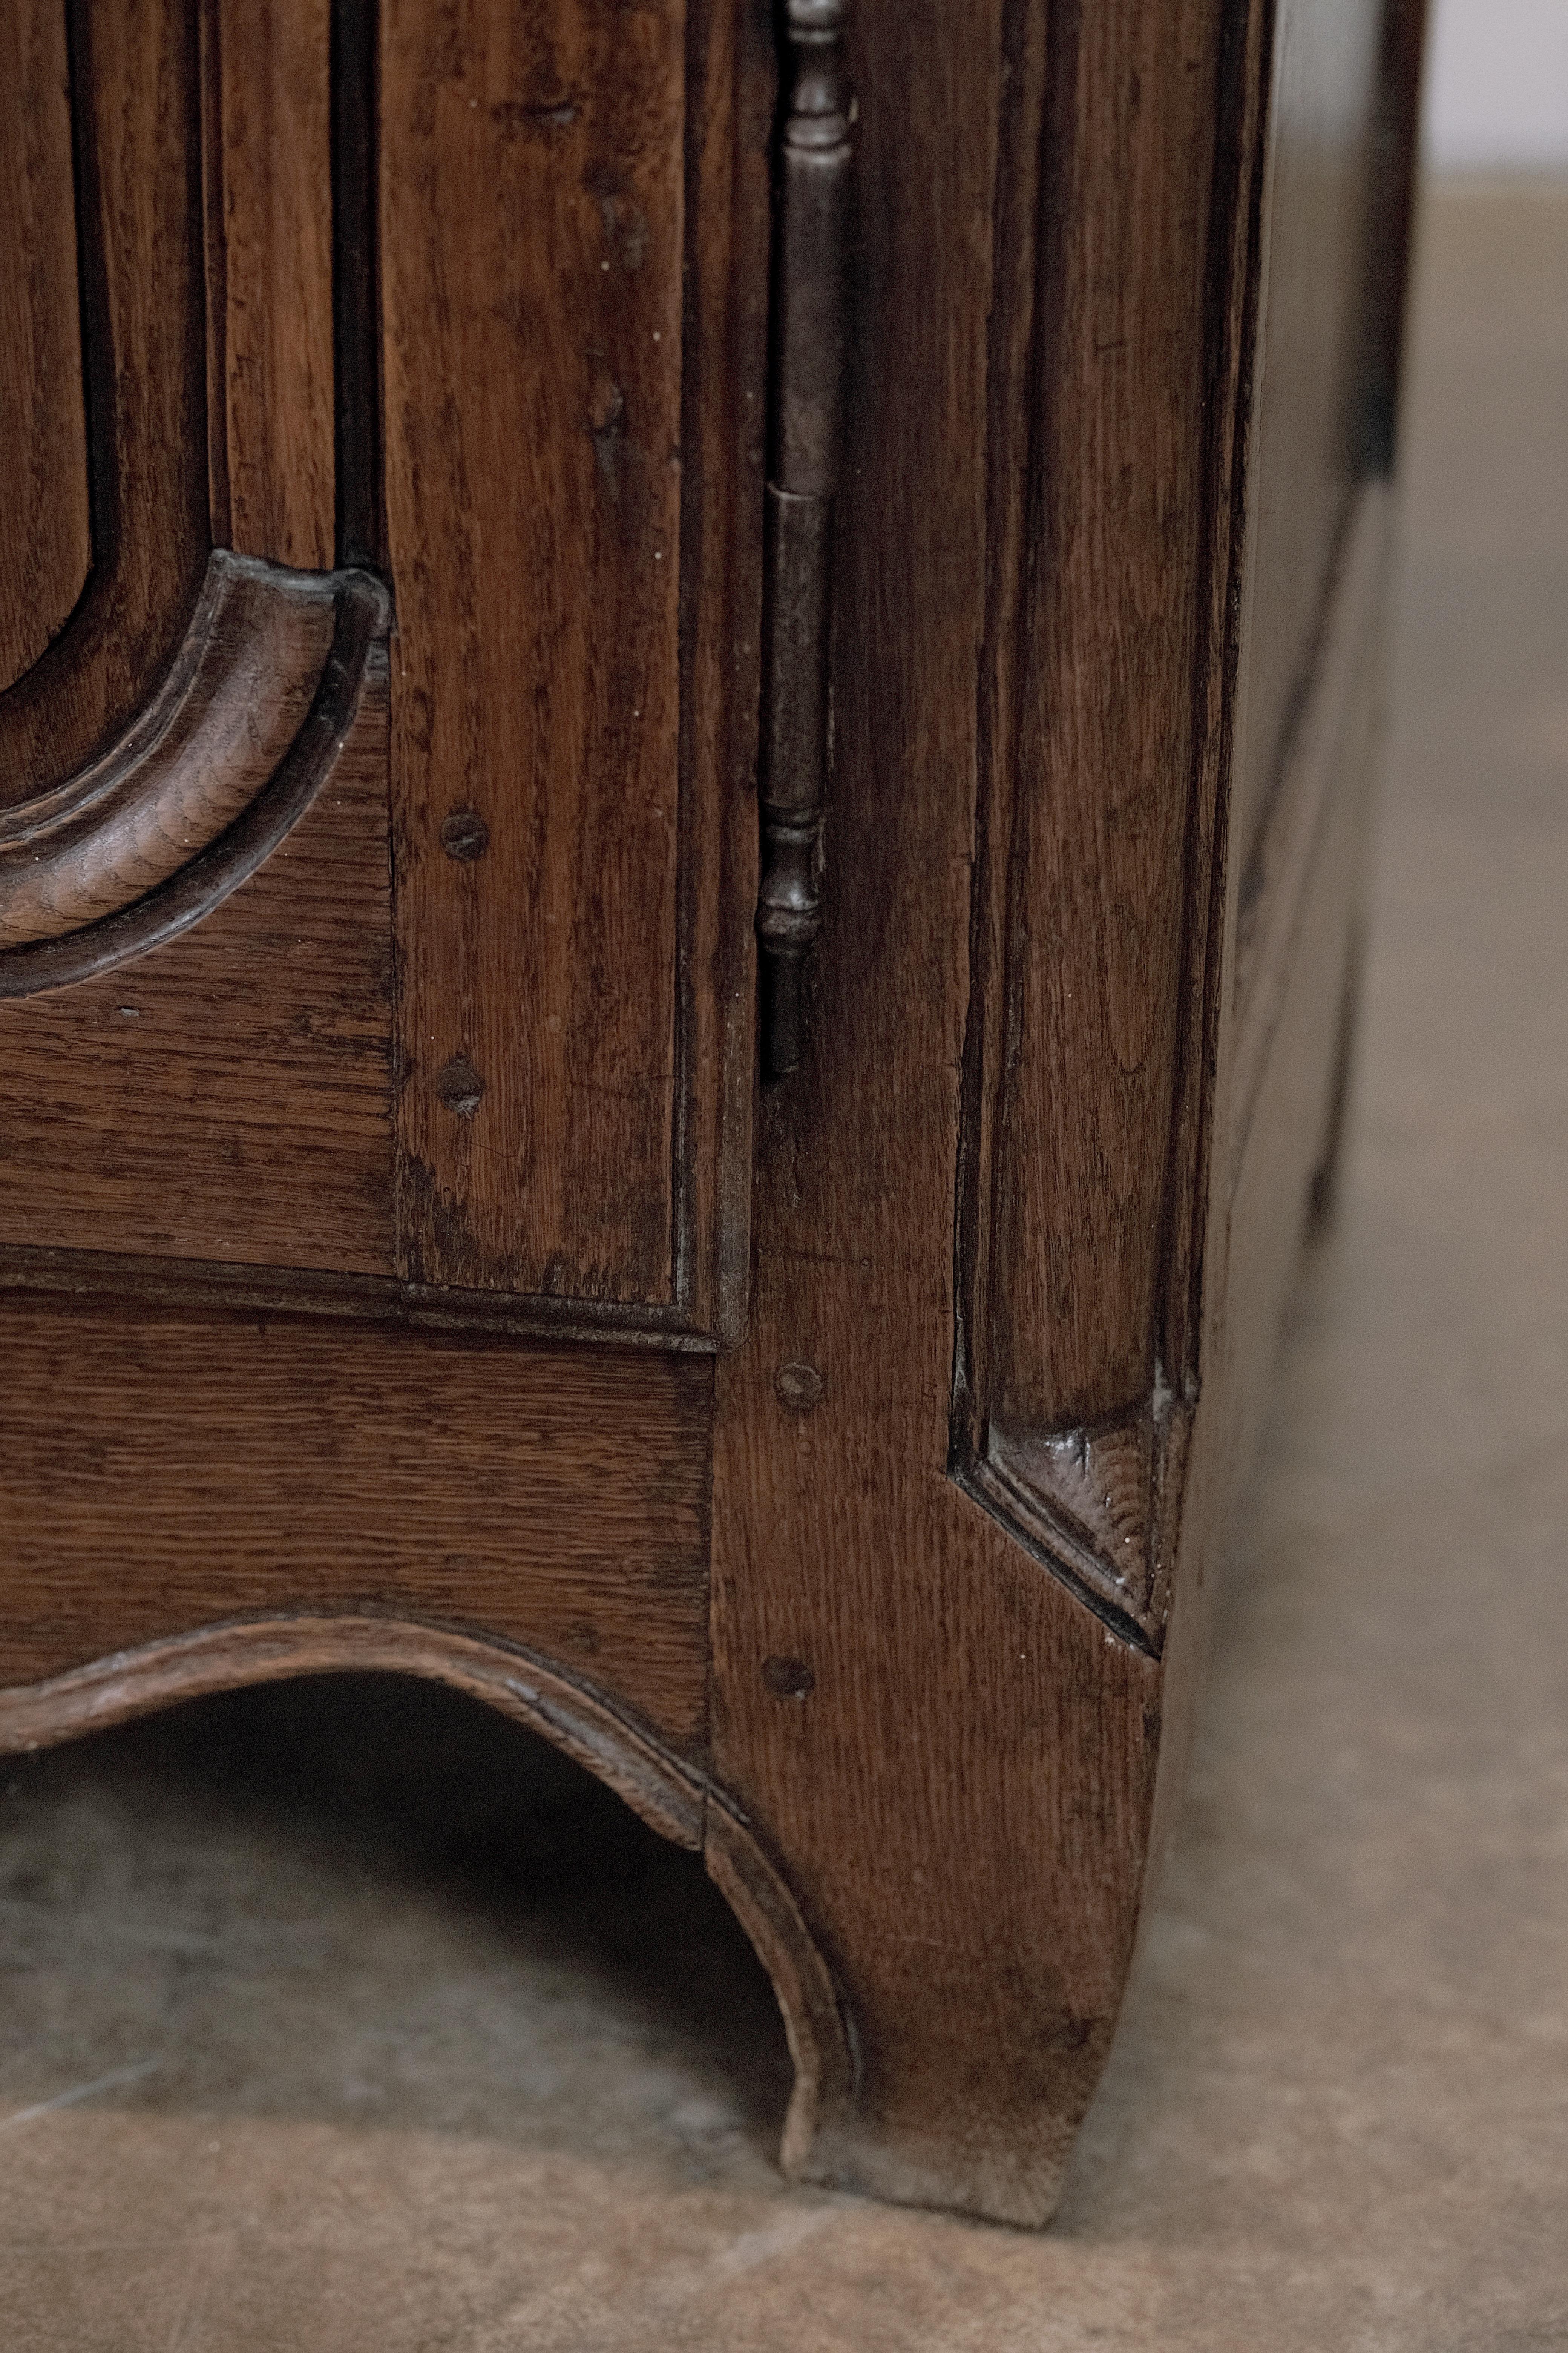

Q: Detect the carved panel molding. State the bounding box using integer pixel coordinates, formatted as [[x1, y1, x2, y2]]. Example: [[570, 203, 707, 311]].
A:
[[0, 0, 773, 1341]]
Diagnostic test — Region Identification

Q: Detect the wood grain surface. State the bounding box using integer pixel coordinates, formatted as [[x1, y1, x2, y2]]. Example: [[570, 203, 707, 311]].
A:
[[0, 647, 395, 1275], [0, 1603, 857, 2178], [1361, 0, 1430, 472], [0, 0, 209, 805], [712, 0, 1171, 2227], [953, 0, 1270, 1644], [0, 567, 388, 1004], [0, 0, 1426, 2234], [712, 0, 1412, 2225], [203, 0, 336, 568], [1233, 479, 1390, 1112], [382, 0, 689, 1305], [0, 0, 762, 1342], [0, 0, 92, 696], [0, 556, 336, 948], [0, 1298, 712, 1757], [970, 0, 1224, 1441], [674, 0, 773, 1342], [0, 1617, 706, 1848]]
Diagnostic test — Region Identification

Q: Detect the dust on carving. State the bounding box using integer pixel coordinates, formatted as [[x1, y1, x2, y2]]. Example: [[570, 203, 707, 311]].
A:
[[588, 371, 627, 494], [489, 97, 578, 136], [585, 160, 648, 273]]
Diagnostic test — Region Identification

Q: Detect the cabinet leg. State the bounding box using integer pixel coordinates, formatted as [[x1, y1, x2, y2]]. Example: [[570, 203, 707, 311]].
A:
[[783, 1888, 1130, 2225], [704, 1663, 1157, 2228], [711, 1353, 1164, 2225]]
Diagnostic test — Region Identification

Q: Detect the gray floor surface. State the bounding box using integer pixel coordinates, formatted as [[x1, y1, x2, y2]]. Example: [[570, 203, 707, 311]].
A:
[[0, 183, 1564, 2349]]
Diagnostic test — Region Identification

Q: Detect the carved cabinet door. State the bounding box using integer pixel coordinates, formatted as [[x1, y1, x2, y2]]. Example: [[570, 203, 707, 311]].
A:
[[0, 0, 1425, 2232], [0, 0, 763, 1330], [0, 0, 774, 1847]]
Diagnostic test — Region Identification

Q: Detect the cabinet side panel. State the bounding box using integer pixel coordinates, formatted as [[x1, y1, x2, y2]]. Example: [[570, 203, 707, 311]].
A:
[[981, 0, 1225, 1436], [0, 0, 92, 695], [383, 0, 686, 1307], [679, 0, 771, 1342], [712, 0, 1164, 2226]]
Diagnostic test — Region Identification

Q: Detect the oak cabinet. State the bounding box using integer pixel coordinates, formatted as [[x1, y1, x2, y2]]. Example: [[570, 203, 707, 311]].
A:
[[0, 0, 1424, 2224]]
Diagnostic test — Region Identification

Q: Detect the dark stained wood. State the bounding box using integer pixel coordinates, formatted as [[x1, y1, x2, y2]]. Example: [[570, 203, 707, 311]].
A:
[[972, 0, 1225, 1441], [0, 569, 387, 999], [0, 647, 394, 1276], [0, 0, 763, 1343], [0, 1298, 712, 1757], [0, 1245, 730, 1353], [950, 0, 1268, 1647], [679, 0, 773, 1343], [328, 0, 383, 569], [955, 0, 1051, 1439], [0, 0, 209, 804], [712, 0, 1171, 2228], [203, 0, 336, 569], [0, 0, 1428, 2233], [710, 0, 1415, 2226], [0, 0, 92, 695], [1156, 0, 1274, 1408], [1234, 480, 1390, 1083], [0, 556, 353, 952], [0, 1606, 856, 2171], [704, 1793, 855, 2174], [382, 0, 688, 1306]]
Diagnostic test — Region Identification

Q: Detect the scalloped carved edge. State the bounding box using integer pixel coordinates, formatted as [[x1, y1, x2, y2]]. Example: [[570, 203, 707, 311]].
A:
[[0, 1613, 855, 2177], [0, 551, 390, 994], [954, 1387, 1194, 1655]]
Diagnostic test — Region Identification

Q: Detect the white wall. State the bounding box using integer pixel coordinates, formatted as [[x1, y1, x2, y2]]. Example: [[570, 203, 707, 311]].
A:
[[1424, 0, 1568, 170]]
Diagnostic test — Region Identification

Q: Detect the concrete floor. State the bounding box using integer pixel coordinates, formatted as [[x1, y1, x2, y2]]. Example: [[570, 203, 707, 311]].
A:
[[2, 183, 1565, 2348]]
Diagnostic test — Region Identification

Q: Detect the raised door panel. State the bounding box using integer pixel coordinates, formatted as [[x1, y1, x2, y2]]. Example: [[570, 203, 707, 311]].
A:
[[0, 0, 765, 1341], [0, 0, 92, 695], [0, 0, 210, 800], [204, 0, 338, 571]]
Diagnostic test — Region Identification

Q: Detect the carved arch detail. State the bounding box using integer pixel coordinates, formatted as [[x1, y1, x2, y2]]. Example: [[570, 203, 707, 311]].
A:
[[0, 0, 385, 997], [0, 1614, 855, 2180], [0, 556, 389, 995]]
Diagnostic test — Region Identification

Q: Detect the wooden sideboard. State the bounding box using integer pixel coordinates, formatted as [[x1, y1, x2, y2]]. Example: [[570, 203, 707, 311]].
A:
[[0, 0, 1425, 2224]]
